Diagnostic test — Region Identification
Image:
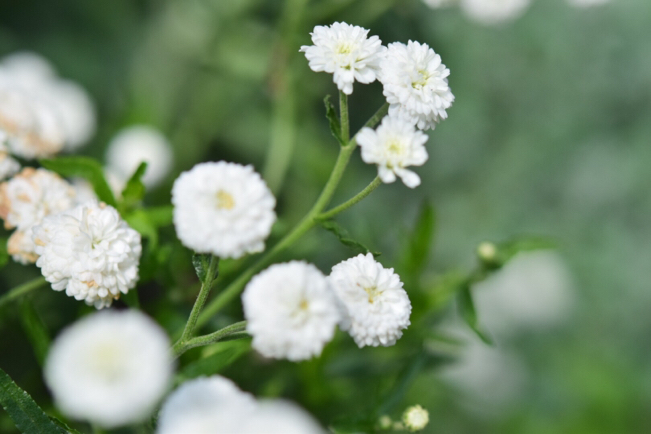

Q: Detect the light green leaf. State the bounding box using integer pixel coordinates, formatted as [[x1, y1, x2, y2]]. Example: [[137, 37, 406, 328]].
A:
[[192, 254, 212, 283], [120, 162, 148, 213], [19, 300, 50, 366], [458, 284, 492, 345], [324, 95, 344, 145], [39, 157, 117, 207], [319, 220, 380, 257], [124, 209, 158, 249]]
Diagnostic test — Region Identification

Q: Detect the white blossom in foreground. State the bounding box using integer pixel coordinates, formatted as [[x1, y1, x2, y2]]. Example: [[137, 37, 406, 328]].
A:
[[157, 376, 257, 434], [45, 310, 173, 428], [403, 405, 429, 432], [241, 400, 325, 434], [423, 0, 456, 9], [172, 162, 276, 259], [460, 0, 531, 25], [0, 140, 19, 181], [356, 116, 429, 188], [567, 0, 610, 7], [300, 22, 384, 95], [33, 202, 142, 309], [379, 41, 454, 130], [106, 125, 174, 188], [329, 253, 411, 347], [243, 261, 340, 361]]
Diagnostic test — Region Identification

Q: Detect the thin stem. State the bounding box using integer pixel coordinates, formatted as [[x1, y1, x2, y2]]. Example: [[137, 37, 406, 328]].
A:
[[339, 91, 350, 143], [173, 321, 247, 356], [317, 176, 382, 221], [0, 276, 47, 310], [176, 256, 219, 346], [359, 102, 389, 133]]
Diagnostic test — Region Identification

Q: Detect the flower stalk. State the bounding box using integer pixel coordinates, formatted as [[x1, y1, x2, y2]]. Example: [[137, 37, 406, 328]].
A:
[[173, 321, 247, 356], [0, 276, 47, 310]]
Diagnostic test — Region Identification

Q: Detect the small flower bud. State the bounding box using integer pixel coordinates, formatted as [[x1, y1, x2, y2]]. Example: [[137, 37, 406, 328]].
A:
[[402, 405, 429, 432], [477, 241, 498, 263], [378, 415, 392, 430]]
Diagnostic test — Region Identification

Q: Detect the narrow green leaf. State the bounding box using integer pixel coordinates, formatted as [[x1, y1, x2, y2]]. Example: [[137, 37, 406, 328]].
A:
[[0, 238, 8, 270], [39, 157, 117, 207], [458, 284, 492, 345], [176, 341, 250, 384], [120, 162, 148, 213], [324, 95, 344, 145], [0, 367, 68, 434], [498, 236, 556, 264], [319, 220, 380, 257], [399, 203, 436, 279], [19, 300, 50, 366], [192, 254, 212, 283]]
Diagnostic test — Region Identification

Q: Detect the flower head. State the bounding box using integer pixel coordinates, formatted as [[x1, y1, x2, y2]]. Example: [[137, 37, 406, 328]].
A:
[[241, 400, 325, 434], [300, 22, 385, 95], [172, 162, 276, 259], [423, 0, 456, 8], [402, 405, 429, 432], [460, 0, 531, 25], [243, 261, 340, 361], [356, 115, 429, 188], [33, 202, 142, 309], [44, 310, 173, 428], [0, 140, 20, 181], [329, 253, 411, 347], [379, 41, 454, 130]]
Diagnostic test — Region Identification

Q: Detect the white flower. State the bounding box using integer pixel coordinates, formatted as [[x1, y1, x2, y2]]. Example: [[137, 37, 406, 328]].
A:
[[44, 310, 173, 428], [423, 0, 456, 8], [379, 41, 454, 130], [44, 79, 96, 151], [356, 115, 429, 188], [567, 0, 609, 7], [157, 376, 257, 434], [329, 253, 411, 347], [106, 125, 174, 188], [7, 227, 38, 264], [460, 0, 531, 25], [33, 202, 142, 309], [0, 140, 19, 181], [172, 162, 276, 259], [241, 400, 325, 434], [402, 405, 429, 432], [242, 261, 340, 361], [300, 22, 385, 95]]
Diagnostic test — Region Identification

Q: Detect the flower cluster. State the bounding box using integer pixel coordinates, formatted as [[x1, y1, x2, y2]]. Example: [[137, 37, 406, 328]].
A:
[[459, 0, 531, 25]]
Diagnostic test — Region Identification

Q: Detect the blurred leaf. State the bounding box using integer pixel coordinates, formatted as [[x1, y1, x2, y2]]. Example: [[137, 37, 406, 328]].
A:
[[399, 203, 436, 280], [120, 162, 148, 213], [192, 254, 212, 283], [0, 367, 70, 434], [19, 300, 50, 366], [121, 289, 140, 309], [176, 341, 250, 384], [144, 205, 173, 227], [125, 209, 158, 249], [458, 284, 492, 345], [498, 236, 556, 264], [0, 238, 8, 270], [324, 95, 344, 145], [39, 157, 117, 207], [319, 220, 380, 257], [377, 351, 429, 416]]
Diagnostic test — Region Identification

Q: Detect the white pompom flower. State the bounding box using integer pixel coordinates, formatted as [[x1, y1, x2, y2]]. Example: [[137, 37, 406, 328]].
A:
[[33, 202, 142, 309], [567, 0, 609, 7], [106, 125, 174, 188], [172, 162, 276, 259], [300, 22, 385, 95], [0, 140, 20, 181], [379, 41, 454, 130], [403, 405, 429, 432], [44, 310, 173, 428], [423, 0, 456, 8], [460, 0, 531, 25], [241, 400, 325, 434], [356, 115, 429, 188], [157, 376, 257, 434], [242, 261, 340, 361], [329, 253, 411, 347]]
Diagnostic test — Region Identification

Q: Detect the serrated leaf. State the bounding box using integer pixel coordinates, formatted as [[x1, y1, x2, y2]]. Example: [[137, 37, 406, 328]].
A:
[[458, 284, 492, 345], [0, 367, 69, 434], [324, 95, 344, 145], [176, 340, 250, 384], [319, 220, 380, 257], [192, 254, 214, 283], [120, 162, 148, 213], [19, 300, 50, 366], [39, 157, 117, 207]]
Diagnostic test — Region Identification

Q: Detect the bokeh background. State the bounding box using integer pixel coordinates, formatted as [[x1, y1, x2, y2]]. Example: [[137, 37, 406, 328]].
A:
[[1, 0, 651, 433]]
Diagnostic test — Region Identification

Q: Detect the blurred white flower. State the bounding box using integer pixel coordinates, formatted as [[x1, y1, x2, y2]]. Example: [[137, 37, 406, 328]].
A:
[[33, 202, 142, 309], [567, 0, 610, 7], [172, 162, 276, 259], [106, 125, 173, 188], [402, 405, 429, 432], [240, 400, 325, 434], [379, 41, 454, 130], [423, 0, 456, 8], [300, 22, 385, 95], [243, 261, 340, 361], [45, 310, 173, 428], [460, 0, 531, 25], [0, 141, 20, 181], [356, 115, 429, 188], [7, 227, 38, 264], [328, 253, 411, 347]]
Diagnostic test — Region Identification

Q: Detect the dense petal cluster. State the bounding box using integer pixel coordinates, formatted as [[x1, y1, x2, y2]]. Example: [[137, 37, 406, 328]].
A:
[[0, 140, 20, 181], [106, 125, 174, 188], [172, 162, 276, 259], [329, 253, 411, 347], [357, 115, 429, 188], [45, 310, 173, 428], [300, 22, 384, 95], [157, 376, 323, 434], [379, 41, 454, 130], [33, 202, 142, 308], [460, 0, 531, 25], [243, 261, 340, 361]]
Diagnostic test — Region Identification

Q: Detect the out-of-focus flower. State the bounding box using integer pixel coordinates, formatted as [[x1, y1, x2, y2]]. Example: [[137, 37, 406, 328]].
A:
[[243, 261, 340, 361], [567, 0, 610, 7], [402, 405, 429, 432], [44, 310, 173, 428], [7, 227, 38, 264], [329, 253, 411, 347], [423, 0, 456, 8], [300, 22, 385, 95], [0, 140, 20, 181], [172, 162, 276, 259], [460, 0, 531, 25], [33, 202, 142, 309], [356, 115, 429, 188], [106, 125, 174, 188], [379, 41, 454, 130], [240, 400, 325, 434]]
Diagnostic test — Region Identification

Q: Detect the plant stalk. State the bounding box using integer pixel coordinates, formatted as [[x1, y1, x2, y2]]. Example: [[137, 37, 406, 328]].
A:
[[0, 276, 47, 310]]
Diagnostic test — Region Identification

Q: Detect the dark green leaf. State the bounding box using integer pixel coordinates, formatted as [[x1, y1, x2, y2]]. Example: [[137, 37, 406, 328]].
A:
[[120, 162, 148, 213], [0, 367, 68, 433], [0, 238, 8, 270], [39, 157, 117, 207], [458, 284, 492, 345], [192, 254, 212, 283], [324, 95, 344, 145], [319, 220, 380, 257], [19, 300, 50, 366], [176, 341, 250, 384]]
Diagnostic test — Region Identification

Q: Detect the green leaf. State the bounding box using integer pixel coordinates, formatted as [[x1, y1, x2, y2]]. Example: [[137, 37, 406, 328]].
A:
[[0, 367, 69, 434], [39, 157, 117, 207], [324, 95, 344, 145], [498, 236, 556, 264], [19, 300, 50, 366], [458, 284, 492, 345], [0, 238, 8, 270], [124, 209, 158, 249], [144, 205, 173, 227], [319, 220, 380, 257], [121, 289, 140, 309], [399, 203, 436, 279], [176, 340, 250, 384], [192, 254, 212, 283], [120, 162, 148, 213]]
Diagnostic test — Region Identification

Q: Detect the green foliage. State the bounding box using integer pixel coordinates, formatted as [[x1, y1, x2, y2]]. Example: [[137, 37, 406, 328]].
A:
[[0, 238, 8, 271], [324, 95, 344, 146], [319, 219, 380, 257], [120, 162, 148, 214], [457, 284, 492, 345], [192, 254, 213, 284], [19, 300, 50, 366], [176, 340, 250, 384], [39, 157, 117, 207]]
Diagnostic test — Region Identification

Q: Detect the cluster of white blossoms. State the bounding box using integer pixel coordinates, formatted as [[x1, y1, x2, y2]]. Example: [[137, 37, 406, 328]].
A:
[[423, 0, 456, 8], [45, 310, 173, 428], [403, 405, 430, 432], [0, 51, 95, 159], [33, 202, 142, 309], [0, 138, 20, 181], [567, 0, 610, 7], [172, 161, 276, 259], [459, 0, 532, 25], [157, 376, 324, 434]]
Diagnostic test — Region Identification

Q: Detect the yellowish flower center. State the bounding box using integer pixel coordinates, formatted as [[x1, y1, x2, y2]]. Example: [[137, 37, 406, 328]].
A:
[[364, 286, 382, 303], [215, 189, 235, 210], [412, 69, 430, 90]]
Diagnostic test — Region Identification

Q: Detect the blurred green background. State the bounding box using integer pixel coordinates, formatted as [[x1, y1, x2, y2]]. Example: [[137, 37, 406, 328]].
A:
[[1, 0, 651, 433]]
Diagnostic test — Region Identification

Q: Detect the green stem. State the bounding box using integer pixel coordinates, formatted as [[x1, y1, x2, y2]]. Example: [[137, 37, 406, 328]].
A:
[[173, 321, 247, 356], [339, 91, 350, 143], [361, 102, 389, 131], [0, 276, 47, 310], [317, 176, 382, 221]]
